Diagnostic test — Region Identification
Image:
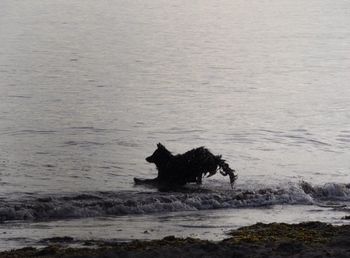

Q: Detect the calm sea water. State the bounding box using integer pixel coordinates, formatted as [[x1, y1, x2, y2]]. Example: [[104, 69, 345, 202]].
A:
[[0, 0, 350, 250]]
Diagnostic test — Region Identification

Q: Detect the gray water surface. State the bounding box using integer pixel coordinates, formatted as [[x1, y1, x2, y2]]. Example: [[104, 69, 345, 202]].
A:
[[1, 0, 350, 251], [1, 0, 350, 199]]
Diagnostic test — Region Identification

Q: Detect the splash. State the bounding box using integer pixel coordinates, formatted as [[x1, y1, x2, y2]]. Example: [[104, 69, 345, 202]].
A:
[[0, 181, 350, 222]]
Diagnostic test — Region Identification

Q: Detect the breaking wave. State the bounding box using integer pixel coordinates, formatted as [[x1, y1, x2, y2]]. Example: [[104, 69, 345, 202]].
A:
[[1, 181, 350, 222]]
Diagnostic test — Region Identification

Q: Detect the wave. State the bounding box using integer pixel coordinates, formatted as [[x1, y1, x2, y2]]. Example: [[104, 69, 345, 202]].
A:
[[0, 181, 350, 222], [300, 181, 350, 200]]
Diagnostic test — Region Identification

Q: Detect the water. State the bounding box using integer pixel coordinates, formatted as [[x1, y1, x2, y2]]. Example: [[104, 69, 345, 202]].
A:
[[1, 0, 350, 251]]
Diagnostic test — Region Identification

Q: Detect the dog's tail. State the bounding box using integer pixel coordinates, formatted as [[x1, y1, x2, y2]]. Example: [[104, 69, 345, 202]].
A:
[[216, 155, 237, 188]]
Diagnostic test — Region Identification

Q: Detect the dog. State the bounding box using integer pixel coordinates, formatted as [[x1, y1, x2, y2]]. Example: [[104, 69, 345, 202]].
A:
[[134, 143, 237, 188]]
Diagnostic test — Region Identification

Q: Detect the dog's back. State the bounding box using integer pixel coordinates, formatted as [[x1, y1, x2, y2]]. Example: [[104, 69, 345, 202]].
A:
[[178, 147, 218, 169], [143, 143, 237, 188], [150, 146, 219, 185]]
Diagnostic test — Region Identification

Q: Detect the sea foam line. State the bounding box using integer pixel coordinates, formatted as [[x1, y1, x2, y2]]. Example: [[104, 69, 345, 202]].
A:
[[0, 182, 349, 222]]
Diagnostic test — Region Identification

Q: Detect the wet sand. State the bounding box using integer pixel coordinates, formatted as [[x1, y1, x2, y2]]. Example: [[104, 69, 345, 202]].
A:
[[1, 221, 350, 257]]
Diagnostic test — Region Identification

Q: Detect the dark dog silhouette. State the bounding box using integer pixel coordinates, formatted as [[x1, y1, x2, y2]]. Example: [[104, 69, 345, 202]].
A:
[[134, 143, 237, 188]]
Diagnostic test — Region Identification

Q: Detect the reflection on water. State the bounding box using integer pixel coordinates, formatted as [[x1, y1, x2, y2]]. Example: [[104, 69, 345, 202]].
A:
[[1, 0, 350, 251], [1, 0, 350, 194], [0, 205, 349, 251]]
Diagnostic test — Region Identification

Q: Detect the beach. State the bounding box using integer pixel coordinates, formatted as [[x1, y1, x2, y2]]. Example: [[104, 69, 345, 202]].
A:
[[1, 0, 350, 252], [1, 221, 350, 258]]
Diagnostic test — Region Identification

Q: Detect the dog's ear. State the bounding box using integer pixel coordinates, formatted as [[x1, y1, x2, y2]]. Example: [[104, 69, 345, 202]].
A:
[[157, 143, 164, 149]]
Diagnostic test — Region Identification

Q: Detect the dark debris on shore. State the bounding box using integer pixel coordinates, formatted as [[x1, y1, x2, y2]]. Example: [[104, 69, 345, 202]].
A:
[[1, 222, 350, 258]]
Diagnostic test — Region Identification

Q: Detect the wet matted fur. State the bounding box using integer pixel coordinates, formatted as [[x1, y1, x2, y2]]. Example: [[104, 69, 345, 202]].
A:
[[134, 143, 237, 188]]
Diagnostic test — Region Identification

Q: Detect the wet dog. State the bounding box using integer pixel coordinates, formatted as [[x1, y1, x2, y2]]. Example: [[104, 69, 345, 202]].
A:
[[134, 143, 237, 188]]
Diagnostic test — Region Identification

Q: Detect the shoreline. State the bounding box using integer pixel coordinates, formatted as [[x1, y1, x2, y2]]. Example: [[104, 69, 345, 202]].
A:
[[1, 221, 350, 257]]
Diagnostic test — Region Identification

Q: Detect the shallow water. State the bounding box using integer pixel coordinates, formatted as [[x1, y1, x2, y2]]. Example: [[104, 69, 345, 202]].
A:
[[1, 0, 350, 250], [1, 205, 349, 251]]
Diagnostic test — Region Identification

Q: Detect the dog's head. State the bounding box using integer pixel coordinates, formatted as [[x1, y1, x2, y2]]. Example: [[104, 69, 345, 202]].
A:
[[146, 143, 171, 164]]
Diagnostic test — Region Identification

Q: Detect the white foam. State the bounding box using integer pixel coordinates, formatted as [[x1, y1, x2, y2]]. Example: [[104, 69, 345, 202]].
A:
[[0, 181, 350, 222]]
